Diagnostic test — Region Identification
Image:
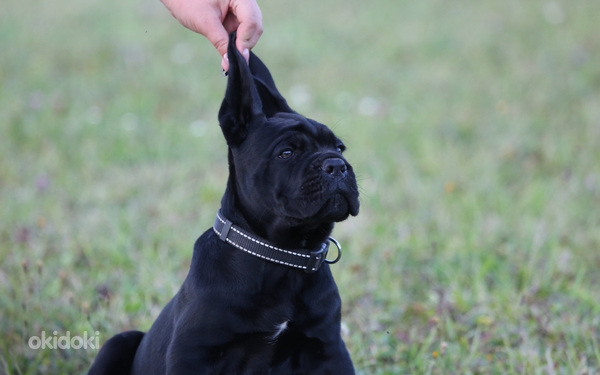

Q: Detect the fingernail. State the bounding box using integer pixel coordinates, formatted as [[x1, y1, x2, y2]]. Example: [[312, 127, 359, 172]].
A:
[[242, 48, 250, 62], [221, 54, 228, 74]]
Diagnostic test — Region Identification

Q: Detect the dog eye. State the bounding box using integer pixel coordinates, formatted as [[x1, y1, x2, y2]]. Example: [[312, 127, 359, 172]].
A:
[[278, 149, 293, 159], [336, 144, 346, 153]]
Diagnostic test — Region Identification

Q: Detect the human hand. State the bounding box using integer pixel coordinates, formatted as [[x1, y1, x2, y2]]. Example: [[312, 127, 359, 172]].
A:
[[160, 0, 263, 71]]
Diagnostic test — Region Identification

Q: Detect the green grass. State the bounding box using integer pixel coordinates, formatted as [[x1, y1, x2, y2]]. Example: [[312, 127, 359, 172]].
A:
[[2, 0, 600, 373]]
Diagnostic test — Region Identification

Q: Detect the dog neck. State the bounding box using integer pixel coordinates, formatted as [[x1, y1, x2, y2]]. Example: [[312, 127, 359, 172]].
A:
[[220, 179, 334, 252], [213, 210, 341, 273]]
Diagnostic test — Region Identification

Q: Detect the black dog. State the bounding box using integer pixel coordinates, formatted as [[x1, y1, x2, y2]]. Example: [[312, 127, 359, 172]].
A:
[[89, 32, 359, 375]]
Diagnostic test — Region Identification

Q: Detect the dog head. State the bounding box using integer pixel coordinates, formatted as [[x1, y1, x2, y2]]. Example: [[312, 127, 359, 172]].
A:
[[218, 33, 359, 247]]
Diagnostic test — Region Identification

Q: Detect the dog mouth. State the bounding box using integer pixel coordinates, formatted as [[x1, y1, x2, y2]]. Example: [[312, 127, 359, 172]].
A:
[[318, 191, 359, 222], [283, 177, 359, 224], [281, 194, 358, 225]]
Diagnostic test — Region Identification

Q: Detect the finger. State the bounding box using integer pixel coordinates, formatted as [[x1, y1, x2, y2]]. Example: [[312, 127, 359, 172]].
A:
[[235, 21, 263, 56], [231, 0, 263, 54], [199, 16, 231, 59]]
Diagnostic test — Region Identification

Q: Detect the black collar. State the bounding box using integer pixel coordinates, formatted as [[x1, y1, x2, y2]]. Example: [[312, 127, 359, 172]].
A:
[[213, 211, 342, 273]]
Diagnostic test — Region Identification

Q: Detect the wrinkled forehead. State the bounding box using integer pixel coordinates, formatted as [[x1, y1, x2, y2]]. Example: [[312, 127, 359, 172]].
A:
[[264, 112, 337, 141]]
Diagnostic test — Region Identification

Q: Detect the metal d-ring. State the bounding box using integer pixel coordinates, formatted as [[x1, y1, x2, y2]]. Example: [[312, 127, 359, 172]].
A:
[[325, 237, 342, 264]]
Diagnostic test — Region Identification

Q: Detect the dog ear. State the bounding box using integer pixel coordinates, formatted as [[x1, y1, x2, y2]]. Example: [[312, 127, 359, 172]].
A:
[[248, 52, 295, 116], [218, 32, 264, 146]]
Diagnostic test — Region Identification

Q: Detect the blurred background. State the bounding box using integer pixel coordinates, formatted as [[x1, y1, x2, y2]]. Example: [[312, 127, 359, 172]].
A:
[[1, 0, 599, 373]]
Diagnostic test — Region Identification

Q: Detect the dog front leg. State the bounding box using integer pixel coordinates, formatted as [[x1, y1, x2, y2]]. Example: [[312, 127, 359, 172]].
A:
[[166, 333, 275, 375], [311, 338, 355, 375]]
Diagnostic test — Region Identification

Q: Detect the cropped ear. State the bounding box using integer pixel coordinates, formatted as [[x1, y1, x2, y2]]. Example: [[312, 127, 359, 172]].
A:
[[218, 32, 264, 147], [248, 52, 295, 116]]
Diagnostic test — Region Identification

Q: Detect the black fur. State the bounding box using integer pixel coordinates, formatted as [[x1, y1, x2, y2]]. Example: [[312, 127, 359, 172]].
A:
[[89, 32, 359, 374]]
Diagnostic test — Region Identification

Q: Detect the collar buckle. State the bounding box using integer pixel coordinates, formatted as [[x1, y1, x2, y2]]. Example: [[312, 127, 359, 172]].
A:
[[305, 241, 330, 274]]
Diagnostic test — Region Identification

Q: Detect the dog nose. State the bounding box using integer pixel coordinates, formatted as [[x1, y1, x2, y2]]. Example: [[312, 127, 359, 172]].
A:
[[321, 158, 347, 177]]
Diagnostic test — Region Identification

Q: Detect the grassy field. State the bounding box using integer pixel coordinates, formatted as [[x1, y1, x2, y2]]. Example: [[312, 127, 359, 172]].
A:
[[2, 0, 600, 373]]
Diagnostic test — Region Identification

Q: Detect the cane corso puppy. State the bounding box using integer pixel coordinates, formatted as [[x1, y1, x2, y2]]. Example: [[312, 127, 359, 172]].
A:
[[89, 32, 359, 374]]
